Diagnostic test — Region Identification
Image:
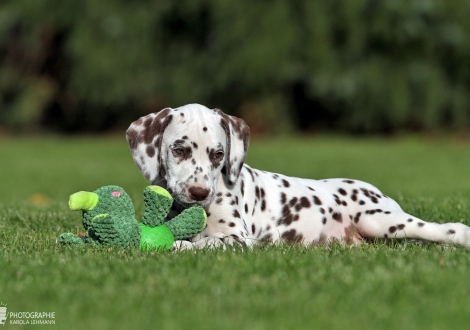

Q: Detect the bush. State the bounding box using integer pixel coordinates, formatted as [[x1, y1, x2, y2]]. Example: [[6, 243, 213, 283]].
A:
[[0, 0, 469, 133]]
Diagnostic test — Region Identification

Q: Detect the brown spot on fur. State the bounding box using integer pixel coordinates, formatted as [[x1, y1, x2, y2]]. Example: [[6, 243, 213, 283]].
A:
[[255, 186, 261, 200], [277, 205, 295, 226], [281, 193, 287, 204], [313, 196, 322, 205], [281, 229, 303, 244], [142, 109, 172, 144], [146, 145, 155, 158], [289, 197, 298, 208], [282, 179, 290, 188], [338, 188, 347, 196], [261, 200, 266, 211], [354, 212, 361, 223], [260, 233, 272, 243], [333, 194, 341, 205], [332, 212, 343, 222], [246, 167, 255, 182], [300, 197, 311, 208]]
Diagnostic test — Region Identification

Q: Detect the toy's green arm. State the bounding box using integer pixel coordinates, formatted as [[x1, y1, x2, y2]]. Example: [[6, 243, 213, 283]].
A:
[[58, 233, 85, 246], [164, 206, 207, 240], [141, 186, 173, 227], [86, 214, 120, 246]]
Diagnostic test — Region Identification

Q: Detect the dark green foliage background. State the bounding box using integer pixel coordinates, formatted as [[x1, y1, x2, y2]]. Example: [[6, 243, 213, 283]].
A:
[[1, 0, 470, 133]]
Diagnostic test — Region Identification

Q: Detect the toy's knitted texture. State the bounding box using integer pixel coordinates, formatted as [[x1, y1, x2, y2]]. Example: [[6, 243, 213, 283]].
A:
[[165, 207, 207, 240], [60, 185, 207, 251], [141, 186, 173, 227], [58, 233, 85, 246], [63, 185, 141, 248]]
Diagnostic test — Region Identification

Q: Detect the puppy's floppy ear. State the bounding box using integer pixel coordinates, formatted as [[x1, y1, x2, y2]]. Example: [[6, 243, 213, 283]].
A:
[[126, 108, 173, 181], [216, 109, 250, 184]]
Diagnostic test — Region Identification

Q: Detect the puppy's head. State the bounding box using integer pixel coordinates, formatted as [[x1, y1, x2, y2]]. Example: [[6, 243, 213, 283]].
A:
[[126, 104, 250, 206]]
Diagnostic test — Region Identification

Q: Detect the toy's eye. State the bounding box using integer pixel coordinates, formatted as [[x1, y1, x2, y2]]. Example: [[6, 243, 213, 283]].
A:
[[112, 191, 121, 197]]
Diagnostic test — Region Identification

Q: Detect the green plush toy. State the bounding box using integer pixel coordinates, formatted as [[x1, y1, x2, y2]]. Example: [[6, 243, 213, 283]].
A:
[[59, 185, 206, 251]]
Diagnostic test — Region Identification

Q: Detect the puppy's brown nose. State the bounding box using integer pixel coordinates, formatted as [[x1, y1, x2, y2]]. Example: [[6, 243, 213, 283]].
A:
[[188, 186, 210, 201]]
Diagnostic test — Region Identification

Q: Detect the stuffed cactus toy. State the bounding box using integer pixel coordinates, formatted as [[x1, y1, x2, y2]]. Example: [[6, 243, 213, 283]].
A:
[[59, 185, 207, 251]]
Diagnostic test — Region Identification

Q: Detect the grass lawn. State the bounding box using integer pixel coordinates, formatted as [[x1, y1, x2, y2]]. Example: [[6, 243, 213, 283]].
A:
[[1, 134, 470, 330]]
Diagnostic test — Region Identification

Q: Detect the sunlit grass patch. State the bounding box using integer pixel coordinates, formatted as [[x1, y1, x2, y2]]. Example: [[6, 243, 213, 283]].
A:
[[1, 135, 470, 330]]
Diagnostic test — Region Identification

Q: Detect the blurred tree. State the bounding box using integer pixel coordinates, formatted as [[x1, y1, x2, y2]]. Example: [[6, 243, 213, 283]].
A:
[[0, 0, 469, 134], [301, 0, 470, 132]]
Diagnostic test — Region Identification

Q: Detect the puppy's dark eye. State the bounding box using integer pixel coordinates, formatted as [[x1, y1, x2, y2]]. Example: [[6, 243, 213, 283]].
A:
[[173, 147, 184, 156], [213, 151, 224, 160]]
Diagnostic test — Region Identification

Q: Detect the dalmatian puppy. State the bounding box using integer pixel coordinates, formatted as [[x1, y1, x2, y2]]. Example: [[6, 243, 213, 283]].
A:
[[126, 103, 470, 249]]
